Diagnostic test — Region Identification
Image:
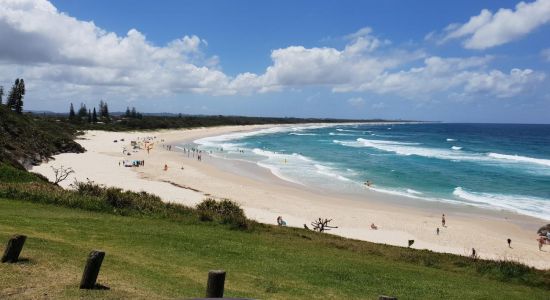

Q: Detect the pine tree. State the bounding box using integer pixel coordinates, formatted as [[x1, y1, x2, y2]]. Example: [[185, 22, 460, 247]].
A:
[[99, 100, 110, 120], [78, 103, 87, 118], [92, 107, 98, 123], [125, 106, 131, 117], [131, 107, 137, 118], [14, 79, 25, 113], [69, 103, 76, 120], [6, 79, 19, 110], [87, 109, 92, 123], [0, 86, 4, 105]]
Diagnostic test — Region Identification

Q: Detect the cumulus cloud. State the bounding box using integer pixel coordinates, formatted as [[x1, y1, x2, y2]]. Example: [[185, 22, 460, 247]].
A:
[[344, 56, 545, 98], [0, 0, 236, 98], [441, 0, 550, 49], [0, 0, 545, 105]]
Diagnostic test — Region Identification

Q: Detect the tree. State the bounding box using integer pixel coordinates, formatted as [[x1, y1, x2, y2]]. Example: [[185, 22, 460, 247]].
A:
[[69, 103, 76, 120], [0, 86, 3, 105], [92, 107, 98, 123], [51, 165, 75, 185], [131, 107, 137, 118], [125, 106, 131, 117], [99, 100, 109, 120], [14, 78, 25, 113], [87, 109, 92, 123], [6, 79, 19, 111], [78, 103, 87, 118]]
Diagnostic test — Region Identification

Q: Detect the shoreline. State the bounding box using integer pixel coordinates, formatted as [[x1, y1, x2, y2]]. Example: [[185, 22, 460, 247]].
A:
[[30, 125, 550, 269]]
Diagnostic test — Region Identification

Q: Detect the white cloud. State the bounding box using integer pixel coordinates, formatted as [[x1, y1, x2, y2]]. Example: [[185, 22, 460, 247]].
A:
[[0, 0, 236, 98], [442, 0, 550, 49], [346, 56, 545, 99], [347, 97, 365, 107], [0, 0, 545, 105]]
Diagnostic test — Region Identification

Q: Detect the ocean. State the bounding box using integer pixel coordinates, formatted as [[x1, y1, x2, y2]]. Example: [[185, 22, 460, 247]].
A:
[[193, 123, 550, 220]]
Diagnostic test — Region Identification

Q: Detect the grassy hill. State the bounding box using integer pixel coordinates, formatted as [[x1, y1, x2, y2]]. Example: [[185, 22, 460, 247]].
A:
[[0, 165, 549, 299], [0, 109, 548, 299], [0, 106, 84, 169]]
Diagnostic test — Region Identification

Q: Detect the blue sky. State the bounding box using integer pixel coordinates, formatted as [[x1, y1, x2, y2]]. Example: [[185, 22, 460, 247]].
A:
[[1, 0, 550, 123]]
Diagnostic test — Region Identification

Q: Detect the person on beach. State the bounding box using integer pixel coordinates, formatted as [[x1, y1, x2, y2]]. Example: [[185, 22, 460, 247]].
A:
[[276, 216, 286, 226], [471, 248, 477, 259], [436, 227, 440, 235], [537, 236, 546, 251], [507, 238, 512, 248], [164, 164, 168, 171], [370, 223, 378, 230], [442, 214, 446, 227]]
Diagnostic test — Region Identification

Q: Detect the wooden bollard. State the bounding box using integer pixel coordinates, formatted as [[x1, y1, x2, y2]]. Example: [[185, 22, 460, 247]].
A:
[[1, 235, 27, 263], [379, 296, 398, 300], [206, 270, 226, 298], [80, 250, 105, 289]]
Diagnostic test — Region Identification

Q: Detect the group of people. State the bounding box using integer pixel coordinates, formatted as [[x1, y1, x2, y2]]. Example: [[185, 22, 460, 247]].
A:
[[180, 146, 204, 161], [119, 160, 145, 167], [537, 231, 550, 250]]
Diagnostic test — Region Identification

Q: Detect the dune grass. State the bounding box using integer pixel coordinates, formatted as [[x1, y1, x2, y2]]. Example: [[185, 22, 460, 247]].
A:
[[0, 163, 549, 299], [1, 198, 549, 299]]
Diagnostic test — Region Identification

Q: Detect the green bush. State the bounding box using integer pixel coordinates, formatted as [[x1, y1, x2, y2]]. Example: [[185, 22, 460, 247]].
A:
[[196, 198, 249, 229]]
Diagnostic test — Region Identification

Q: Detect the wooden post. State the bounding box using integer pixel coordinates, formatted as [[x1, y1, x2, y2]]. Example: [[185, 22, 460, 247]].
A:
[[80, 250, 105, 289], [1, 235, 27, 263], [379, 296, 398, 300], [206, 270, 226, 298]]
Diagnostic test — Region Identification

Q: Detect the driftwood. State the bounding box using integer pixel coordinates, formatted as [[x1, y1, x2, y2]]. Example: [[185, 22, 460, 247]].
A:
[[206, 270, 226, 298], [80, 250, 105, 289], [311, 218, 338, 233], [1, 235, 27, 263]]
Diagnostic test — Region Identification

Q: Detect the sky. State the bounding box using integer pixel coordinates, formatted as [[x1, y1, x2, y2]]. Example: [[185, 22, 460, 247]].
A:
[[1, 0, 550, 123]]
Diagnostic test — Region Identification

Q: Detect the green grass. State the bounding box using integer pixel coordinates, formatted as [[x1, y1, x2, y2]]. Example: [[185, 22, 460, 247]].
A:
[[1, 199, 549, 299]]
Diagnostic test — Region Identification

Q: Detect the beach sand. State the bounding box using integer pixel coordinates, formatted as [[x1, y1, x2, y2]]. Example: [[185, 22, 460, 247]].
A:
[[30, 126, 550, 269]]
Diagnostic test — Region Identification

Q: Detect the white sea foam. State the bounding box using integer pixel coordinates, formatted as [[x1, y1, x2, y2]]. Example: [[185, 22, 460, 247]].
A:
[[406, 188, 423, 195], [195, 124, 332, 148], [329, 132, 354, 136], [334, 138, 550, 170], [446, 138, 456, 142], [289, 132, 317, 136], [451, 146, 462, 150], [336, 128, 361, 132], [453, 187, 550, 220], [250, 148, 352, 186], [487, 152, 550, 167]]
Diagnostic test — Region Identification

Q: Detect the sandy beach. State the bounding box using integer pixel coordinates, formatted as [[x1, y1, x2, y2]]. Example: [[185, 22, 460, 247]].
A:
[[30, 125, 550, 269]]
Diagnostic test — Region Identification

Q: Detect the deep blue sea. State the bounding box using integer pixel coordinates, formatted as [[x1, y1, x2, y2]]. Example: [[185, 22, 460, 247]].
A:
[[193, 123, 550, 220]]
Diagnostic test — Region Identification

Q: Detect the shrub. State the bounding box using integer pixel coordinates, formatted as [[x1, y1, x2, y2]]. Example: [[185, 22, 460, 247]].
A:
[[196, 198, 249, 229]]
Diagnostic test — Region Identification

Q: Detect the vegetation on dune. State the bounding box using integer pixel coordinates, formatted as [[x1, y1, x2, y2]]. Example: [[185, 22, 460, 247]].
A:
[[0, 163, 549, 299], [0, 83, 547, 298], [0, 196, 549, 299], [0, 105, 84, 169]]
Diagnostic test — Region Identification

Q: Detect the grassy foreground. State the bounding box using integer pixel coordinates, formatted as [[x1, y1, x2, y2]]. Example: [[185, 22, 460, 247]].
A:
[[1, 198, 549, 299]]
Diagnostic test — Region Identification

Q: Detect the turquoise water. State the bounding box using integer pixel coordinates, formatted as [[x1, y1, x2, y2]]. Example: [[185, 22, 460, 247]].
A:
[[194, 123, 550, 220]]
